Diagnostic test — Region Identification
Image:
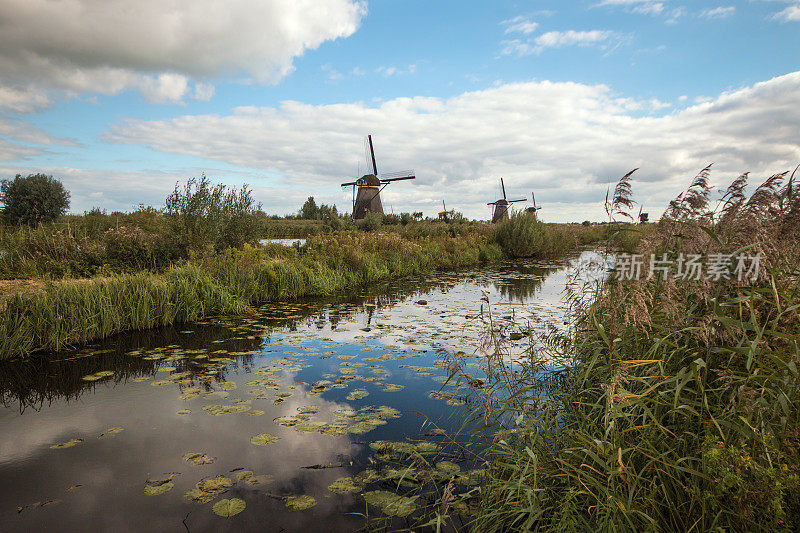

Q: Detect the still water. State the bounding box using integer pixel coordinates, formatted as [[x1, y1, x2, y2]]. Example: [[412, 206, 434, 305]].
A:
[[0, 250, 604, 532]]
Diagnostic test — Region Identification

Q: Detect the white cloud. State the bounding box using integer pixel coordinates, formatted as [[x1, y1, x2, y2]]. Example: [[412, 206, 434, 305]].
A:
[[700, 6, 736, 19], [0, 0, 366, 107], [0, 84, 51, 112], [502, 30, 615, 56], [773, 4, 800, 21], [93, 72, 800, 221], [375, 63, 419, 77], [596, 0, 666, 15], [502, 16, 540, 35], [192, 83, 215, 102], [0, 117, 77, 146], [535, 30, 614, 50]]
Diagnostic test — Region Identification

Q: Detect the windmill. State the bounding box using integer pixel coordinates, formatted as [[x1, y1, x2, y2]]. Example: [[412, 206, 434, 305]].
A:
[[525, 192, 541, 215], [341, 135, 415, 220], [438, 200, 455, 221], [487, 178, 526, 223]]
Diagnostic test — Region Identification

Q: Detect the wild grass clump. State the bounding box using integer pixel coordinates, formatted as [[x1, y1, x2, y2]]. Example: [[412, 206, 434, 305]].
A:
[[494, 211, 607, 258], [165, 175, 264, 252], [467, 165, 800, 531]]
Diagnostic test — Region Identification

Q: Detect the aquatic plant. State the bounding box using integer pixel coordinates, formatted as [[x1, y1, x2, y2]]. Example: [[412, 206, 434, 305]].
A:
[[463, 166, 800, 531]]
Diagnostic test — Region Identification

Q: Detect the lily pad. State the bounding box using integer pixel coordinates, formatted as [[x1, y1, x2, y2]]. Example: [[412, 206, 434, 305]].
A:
[[81, 371, 114, 382], [197, 476, 233, 494], [212, 498, 246, 517], [328, 477, 362, 494], [50, 438, 83, 449], [382, 384, 405, 392], [182, 452, 215, 465], [363, 490, 417, 517], [184, 488, 215, 504], [285, 495, 316, 510], [346, 388, 369, 401], [143, 481, 174, 496], [250, 433, 279, 446]]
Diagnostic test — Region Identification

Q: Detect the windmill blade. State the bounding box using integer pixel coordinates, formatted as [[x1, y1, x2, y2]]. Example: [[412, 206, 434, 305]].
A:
[[501, 178, 507, 200], [380, 175, 415, 183], [487, 201, 500, 205], [380, 170, 415, 180], [508, 199, 527, 203], [367, 135, 378, 175], [531, 192, 537, 208], [341, 181, 358, 187]]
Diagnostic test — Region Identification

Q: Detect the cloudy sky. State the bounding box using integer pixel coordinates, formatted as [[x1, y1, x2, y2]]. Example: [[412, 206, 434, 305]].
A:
[[1, 0, 798, 221]]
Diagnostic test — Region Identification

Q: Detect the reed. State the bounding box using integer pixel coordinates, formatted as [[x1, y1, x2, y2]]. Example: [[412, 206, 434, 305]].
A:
[[462, 166, 800, 531]]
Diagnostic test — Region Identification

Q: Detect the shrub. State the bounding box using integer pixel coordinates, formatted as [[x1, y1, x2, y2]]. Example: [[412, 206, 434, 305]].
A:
[[0, 174, 70, 226], [164, 176, 263, 252], [493, 211, 546, 257], [356, 212, 383, 232]]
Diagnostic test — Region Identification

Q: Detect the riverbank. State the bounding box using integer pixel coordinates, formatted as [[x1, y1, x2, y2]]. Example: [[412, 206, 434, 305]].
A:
[[0, 211, 610, 359], [464, 169, 800, 531]]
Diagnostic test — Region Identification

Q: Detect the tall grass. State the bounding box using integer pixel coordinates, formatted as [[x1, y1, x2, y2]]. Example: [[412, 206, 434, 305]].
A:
[[0, 231, 504, 359], [452, 166, 800, 531], [494, 211, 608, 258]]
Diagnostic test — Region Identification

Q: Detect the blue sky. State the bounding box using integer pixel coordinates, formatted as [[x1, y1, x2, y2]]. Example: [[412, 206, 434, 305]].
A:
[[1, 0, 799, 221]]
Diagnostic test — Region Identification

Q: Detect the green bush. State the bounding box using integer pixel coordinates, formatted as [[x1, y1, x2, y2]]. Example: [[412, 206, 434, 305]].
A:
[[164, 176, 263, 252], [493, 211, 546, 257], [1, 174, 70, 226], [356, 212, 383, 232]]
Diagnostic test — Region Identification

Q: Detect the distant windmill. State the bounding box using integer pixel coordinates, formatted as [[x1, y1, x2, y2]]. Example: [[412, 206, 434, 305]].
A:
[[488, 178, 526, 223], [341, 135, 415, 220], [525, 192, 541, 215], [438, 200, 455, 221]]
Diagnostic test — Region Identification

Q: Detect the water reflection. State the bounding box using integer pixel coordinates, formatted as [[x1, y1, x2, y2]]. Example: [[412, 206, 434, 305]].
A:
[[0, 250, 604, 532]]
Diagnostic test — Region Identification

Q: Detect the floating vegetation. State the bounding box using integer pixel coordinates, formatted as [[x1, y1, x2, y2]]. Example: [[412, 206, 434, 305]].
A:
[[250, 433, 279, 446], [143, 481, 174, 496], [184, 488, 215, 504], [346, 388, 369, 401], [212, 498, 246, 517], [177, 409, 191, 415], [363, 490, 417, 517], [81, 370, 114, 382], [328, 477, 362, 494], [247, 410, 265, 417], [97, 427, 124, 438], [354, 469, 381, 485], [197, 476, 233, 494], [273, 416, 299, 427], [50, 438, 83, 449], [182, 452, 215, 465], [202, 404, 250, 415], [382, 384, 405, 392], [285, 495, 316, 510], [435, 461, 461, 477]]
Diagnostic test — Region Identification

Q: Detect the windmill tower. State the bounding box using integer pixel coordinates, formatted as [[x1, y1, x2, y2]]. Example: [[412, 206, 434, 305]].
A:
[[438, 200, 454, 221], [341, 135, 415, 220], [525, 192, 541, 215], [488, 178, 526, 223]]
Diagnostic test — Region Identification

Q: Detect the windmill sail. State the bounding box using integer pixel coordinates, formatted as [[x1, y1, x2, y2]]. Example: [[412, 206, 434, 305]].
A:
[[342, 135, 416, 220], [488, 178, 525, 223]]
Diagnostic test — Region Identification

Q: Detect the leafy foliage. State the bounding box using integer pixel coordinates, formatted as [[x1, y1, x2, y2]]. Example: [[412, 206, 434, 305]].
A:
[[1, 174, 70, 226], [165, 175, 263, 252]]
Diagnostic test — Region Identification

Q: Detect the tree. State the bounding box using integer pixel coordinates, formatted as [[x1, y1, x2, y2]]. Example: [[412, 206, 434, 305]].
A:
[[0, 173, 70, 225], [300, 196, 319, 219]]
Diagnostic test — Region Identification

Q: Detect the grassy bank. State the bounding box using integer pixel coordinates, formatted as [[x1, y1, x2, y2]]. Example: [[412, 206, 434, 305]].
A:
[[461, 167, 800, 531], [0, 230, 508, 359]]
